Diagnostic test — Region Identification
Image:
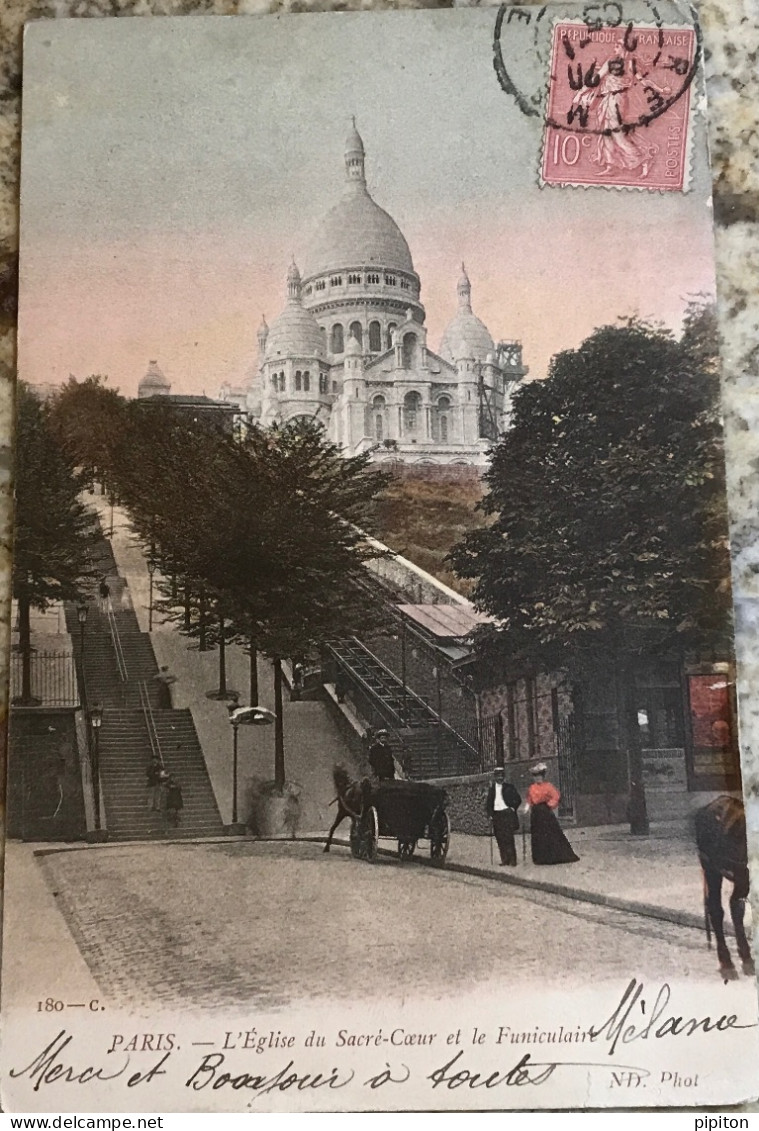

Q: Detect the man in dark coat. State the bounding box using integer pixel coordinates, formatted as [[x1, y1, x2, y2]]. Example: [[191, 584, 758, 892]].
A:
[[368, 730, 396, 781], [486, 766, 521, 866]]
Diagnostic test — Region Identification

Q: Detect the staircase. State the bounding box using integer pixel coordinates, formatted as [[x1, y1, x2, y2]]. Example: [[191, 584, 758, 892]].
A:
[[328, 638, 479, 779], [66, 528, 224, 840]]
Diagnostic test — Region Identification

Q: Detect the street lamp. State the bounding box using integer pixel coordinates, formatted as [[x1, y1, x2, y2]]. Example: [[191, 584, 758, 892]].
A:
[[90, 704, 103, 832], [147, 558, 156, 632], [228, 705, 276, 833], [76, 604, 89, 704]]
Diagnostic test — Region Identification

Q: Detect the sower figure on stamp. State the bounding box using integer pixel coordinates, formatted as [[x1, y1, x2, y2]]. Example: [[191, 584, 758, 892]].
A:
[[486, 766, 521, 866], [571, 45, 670, 179]]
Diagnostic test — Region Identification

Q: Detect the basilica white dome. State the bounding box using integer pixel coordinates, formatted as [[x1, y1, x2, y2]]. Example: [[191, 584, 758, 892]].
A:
[[302, 123, 414, 281], [304, 192, 414, 280], [264, 262, 325, 361], [438, 266, 495, 363]]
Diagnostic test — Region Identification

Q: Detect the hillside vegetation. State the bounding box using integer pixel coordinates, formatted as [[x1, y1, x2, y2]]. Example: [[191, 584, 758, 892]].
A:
[[373, 475, 487, 596]]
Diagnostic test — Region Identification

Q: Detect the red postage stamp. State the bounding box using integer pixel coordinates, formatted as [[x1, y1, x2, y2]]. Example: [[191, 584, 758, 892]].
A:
[[542, 23, 697, 191]]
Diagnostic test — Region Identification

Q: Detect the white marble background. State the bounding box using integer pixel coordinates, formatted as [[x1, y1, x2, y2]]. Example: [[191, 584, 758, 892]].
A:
[[0, 0, 757, 1110]]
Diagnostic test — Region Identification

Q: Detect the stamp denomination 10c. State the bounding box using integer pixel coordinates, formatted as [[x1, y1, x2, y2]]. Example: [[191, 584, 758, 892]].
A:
[[541, 22, 697, 191]]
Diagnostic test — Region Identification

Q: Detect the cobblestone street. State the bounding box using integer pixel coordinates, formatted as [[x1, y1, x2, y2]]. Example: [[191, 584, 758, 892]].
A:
[[33, 839, 715, 1011]]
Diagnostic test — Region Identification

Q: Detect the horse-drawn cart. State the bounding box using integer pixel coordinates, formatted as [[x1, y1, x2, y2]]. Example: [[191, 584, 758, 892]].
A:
[[349, 780, 451, 866]]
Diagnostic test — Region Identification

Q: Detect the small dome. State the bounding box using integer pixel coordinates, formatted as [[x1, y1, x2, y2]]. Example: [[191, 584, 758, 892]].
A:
[[138, 359, 171, 398], [265, 264, 325, 361], [439, 266, 495, 364], [439, 314, 495, 363]]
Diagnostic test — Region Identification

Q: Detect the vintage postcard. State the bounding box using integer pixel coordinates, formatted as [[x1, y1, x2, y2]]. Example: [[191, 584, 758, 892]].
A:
[[3, 4, 759, 1113]]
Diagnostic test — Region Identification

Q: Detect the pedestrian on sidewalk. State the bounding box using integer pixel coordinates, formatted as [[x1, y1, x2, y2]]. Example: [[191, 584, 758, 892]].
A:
[[165, 775, 184, 829], [525, 762, 579, 865], [290, 661, 304, 702], [486, 766, 521, 866], [145, 755, 162, 811]]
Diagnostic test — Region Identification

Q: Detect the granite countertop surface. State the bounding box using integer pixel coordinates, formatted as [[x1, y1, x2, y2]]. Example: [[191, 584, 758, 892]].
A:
[[0, 0, 757, 1108]]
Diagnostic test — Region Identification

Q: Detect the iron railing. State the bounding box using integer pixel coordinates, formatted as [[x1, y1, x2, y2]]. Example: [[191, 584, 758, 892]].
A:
[[106, 598, 129, 682], [138, 680, 164, 769], [10, 651, 80, 708]]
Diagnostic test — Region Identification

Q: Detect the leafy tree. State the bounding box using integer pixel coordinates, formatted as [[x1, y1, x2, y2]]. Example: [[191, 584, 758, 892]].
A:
[[450, 313, 729, 671], [450, 312, 729, 832], [13, 383, 96, 702], [48, 376, 126, 492]]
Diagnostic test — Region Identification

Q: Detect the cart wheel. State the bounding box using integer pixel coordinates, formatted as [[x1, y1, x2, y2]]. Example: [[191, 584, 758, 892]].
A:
[[349, 818, 361, 859], [430, 808, 450, 865], [362, 806, 379, 863], [398, 839, 416, 861]]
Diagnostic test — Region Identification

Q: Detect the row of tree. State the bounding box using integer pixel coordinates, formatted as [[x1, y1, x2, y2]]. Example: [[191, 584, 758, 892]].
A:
[[45, 380, 388, 787], [13, 383, 97, 703]]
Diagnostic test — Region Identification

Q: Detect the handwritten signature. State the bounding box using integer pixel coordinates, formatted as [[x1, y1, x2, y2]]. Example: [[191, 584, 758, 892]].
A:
[[588, 978, 757, 1057]]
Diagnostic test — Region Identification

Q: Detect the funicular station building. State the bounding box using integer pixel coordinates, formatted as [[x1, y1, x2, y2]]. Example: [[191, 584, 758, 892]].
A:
[[323, 544, 742, 829]]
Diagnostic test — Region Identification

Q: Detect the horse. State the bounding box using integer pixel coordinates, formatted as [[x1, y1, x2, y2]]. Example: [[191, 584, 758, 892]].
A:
[[323, 766, 369, 852], [695, 795, 755, 981]]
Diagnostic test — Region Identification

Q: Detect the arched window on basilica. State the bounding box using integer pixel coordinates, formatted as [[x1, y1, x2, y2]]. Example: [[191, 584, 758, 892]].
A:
[[331, 324, 344, 354], [403, 391, 422, 435], [372, 395, 386, 442], [349, 321, 363, 348], [368, 321, 382, 352], [295, 370, 302, 391], [303, 371, 311, 392], [402, 332, 418, 370], [387, 323, 397, 350], [278, 371, 286, 392], [319, 372, 328, 394], [434, 395, 451, 443]]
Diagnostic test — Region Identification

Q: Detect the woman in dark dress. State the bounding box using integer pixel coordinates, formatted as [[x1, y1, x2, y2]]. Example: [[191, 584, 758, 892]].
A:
[[525, 762, 579, 865]]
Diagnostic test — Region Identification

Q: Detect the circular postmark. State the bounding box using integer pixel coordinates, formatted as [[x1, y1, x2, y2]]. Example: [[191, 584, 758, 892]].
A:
[[493, 1, 701, 137]]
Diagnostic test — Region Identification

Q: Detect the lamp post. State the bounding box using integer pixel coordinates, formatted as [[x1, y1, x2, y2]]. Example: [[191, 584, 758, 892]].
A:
[[147, 558, 156, 632], [90, 704, 103, 832], [227, 705, 276, 834], [76, 603, 89, 705]]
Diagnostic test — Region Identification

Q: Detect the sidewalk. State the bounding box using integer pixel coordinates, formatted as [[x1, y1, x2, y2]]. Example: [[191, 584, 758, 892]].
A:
[[386, 822, 733, 932], [1, 842, 102, 1011]]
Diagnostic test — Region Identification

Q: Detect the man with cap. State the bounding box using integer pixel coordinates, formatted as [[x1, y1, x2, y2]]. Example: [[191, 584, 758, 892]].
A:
[[368, 730, 396, 781], [486, 766, 521, 865]]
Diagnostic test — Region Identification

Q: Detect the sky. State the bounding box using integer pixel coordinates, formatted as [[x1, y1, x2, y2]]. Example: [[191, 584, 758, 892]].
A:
[[17, 10, 717, 398]]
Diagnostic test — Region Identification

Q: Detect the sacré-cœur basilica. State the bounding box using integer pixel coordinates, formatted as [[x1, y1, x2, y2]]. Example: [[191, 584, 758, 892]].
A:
[[219, 121, 528, 466]]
